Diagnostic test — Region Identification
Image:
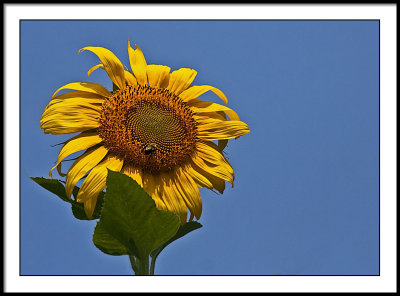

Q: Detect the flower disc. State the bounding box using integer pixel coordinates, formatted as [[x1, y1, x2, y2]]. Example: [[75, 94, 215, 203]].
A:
[[98, 85, 198, 173]]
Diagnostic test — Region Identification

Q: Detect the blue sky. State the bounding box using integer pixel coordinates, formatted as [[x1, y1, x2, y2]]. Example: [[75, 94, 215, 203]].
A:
[[20, 20, 379, 275]]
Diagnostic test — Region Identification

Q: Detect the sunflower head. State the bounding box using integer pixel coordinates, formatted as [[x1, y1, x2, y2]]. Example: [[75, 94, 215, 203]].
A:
[[40, 40, 250, 224], [98, 84, 198, 174]]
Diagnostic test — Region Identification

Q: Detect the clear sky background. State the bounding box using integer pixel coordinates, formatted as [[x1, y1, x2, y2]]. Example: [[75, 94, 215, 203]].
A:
[[20, 20, 379, 276]]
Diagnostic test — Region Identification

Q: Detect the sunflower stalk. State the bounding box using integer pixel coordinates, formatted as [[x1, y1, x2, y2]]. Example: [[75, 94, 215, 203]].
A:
[[149, 247, 162, 275], [129, 255, 150, 275]]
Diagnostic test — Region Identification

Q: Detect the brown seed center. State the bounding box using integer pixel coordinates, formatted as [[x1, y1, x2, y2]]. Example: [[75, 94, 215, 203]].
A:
[[98, 85, 198, 173]]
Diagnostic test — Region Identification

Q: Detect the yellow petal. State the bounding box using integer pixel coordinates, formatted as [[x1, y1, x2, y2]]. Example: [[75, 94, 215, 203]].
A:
[[196, 142, 233, 175], [87, 63, 104, 76], [195, 117, 250, 140], [142, 172, 157, 197], [83, 197, 98, 220], [43, 98, 104, 115], [142, 173, 168, 210], [147, 64, 171, 88], [128, 40, 148, 85], [167, 68, 197, 95], [195, 112, 227, 121], [185, 163, 213, 189], [77, 155, 123, 218], [121, 164, 143, 187], [46, 96, 105, 111], [65, 145, 108, 199], [41, 99, 101, 130], [49, 91, 105, 106], [79, 46, 125, 89], [159, 173, 188, 224], [87, 64, 136, 87], [52, 82, 111, 99], [215, 112, 229, 151], [174, 167, 202, 220], [124, 70, 138, 86], [196, 141, 234, 183], [179, 85, 228, 104], [40, 122, 99, 135], [49, 133, 103, 178], [40, 110, 100, 135], [188, 98, 240, 121], [191, 152, 234, 185], [189, 159, 226, 194]]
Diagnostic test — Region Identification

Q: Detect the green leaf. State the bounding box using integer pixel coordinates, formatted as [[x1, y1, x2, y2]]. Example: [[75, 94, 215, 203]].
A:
[[150, 221, 202, 257], [92, 170, 181, 259], [149, 221, 202, 274], [167, 221, 203, 245], [92, 221, 130, 255], [31, 177, 70, 202], [31, 177, 102, 220]]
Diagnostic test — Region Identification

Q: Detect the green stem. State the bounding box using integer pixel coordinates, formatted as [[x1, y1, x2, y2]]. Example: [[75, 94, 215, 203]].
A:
[[149, 246, 164, 275], [141, 256, 150, 275], [129, 255, 139, 275], [129, 255, 150, 275], [150, 255, 156, 275]]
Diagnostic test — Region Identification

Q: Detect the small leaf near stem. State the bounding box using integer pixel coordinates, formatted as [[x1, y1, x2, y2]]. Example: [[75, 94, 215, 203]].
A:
[[149, 221, 202, 275]]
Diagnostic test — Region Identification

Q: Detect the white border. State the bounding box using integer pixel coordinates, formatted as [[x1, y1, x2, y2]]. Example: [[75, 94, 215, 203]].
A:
[[5, 4, 397, 293]]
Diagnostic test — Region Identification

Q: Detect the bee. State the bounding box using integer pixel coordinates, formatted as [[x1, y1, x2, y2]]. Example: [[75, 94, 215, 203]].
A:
[[144, 143, 157, 155]]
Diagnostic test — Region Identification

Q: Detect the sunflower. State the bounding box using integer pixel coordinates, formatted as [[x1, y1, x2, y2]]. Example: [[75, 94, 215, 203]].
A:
[[40, 40, 249, 224]]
